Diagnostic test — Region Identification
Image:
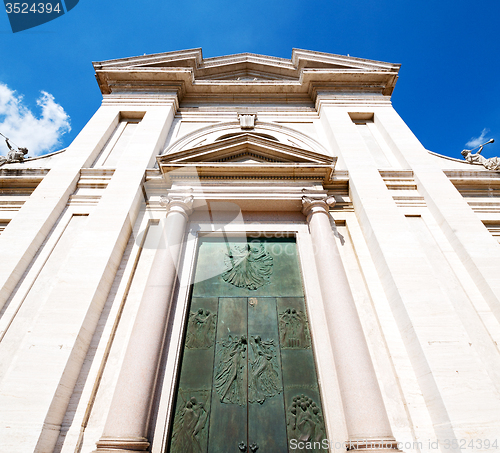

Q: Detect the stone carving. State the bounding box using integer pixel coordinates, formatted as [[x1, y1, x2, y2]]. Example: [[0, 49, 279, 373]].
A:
[[239, 114, 255, 129], [171, 393, 210, 453], [222, 243, 273, 290], [461, 139, 499, 171], [287, 395, 325, 450], [185, 308, 217, 349], [0, 138, 28, 167], [301, 195, 336, 217], [160, 194, 194, 207], [214, 335, 248, 405], [248, 336, 282, 404], [159, 193, 194, 218], [279, 308, 311, 349]]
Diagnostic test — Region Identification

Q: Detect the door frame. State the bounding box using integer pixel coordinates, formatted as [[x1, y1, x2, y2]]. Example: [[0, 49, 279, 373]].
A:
[[151, 217, 347, 453]]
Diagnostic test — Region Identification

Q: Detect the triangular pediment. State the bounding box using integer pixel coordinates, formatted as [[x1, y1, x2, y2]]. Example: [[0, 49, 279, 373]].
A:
[[157, 133, 337, 184]]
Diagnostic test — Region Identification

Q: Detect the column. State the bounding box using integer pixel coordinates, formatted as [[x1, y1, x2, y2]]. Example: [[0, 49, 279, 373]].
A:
[[302, 195, 397, 451], [95, 194, 193, 452]]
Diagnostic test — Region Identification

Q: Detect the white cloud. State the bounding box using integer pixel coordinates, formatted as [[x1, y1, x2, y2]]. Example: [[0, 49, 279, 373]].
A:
[[466, 128, 490, 149], [0, 83, 71, 157]]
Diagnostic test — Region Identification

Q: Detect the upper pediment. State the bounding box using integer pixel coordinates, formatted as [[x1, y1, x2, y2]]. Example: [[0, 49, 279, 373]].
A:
[[93, 48, 400, 97], [157, 133, 337, 185]]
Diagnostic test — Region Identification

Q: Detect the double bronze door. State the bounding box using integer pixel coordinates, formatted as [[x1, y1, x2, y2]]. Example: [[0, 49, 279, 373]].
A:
[[168, 238, 326, 453]]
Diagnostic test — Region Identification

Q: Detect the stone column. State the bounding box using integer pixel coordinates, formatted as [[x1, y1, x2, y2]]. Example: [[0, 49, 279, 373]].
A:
[[95, 195, 193, 453], [302, 196, 397, 451]]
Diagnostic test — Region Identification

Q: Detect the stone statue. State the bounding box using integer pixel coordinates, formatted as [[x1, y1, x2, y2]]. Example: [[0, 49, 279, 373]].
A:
[[0, 138, 29, 167], [461, 139, 499, 170]]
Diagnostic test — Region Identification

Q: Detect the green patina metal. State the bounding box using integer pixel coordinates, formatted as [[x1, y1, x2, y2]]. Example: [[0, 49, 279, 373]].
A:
[[168, 237, 326, 453]]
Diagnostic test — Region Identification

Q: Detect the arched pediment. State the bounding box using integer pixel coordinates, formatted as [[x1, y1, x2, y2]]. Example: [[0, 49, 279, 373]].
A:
[[161, 121, 330, 157], [157, 131, 336, 185]]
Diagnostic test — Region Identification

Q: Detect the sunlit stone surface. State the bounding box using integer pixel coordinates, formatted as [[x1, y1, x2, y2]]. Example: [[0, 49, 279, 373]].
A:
[[1, 49, 500, 453]]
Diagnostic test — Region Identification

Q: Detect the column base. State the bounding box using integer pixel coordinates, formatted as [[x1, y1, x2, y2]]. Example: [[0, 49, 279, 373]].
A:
[[346, 438, 402, 452], [94, 437, 150, 452]]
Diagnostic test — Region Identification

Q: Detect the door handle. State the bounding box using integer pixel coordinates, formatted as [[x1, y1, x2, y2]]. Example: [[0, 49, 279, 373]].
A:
[[250, 443, 259, 452], [238, 442, 247, 451]]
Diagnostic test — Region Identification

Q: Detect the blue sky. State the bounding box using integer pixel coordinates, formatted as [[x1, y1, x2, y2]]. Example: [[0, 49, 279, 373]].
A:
[[1, 0, 499, 159]]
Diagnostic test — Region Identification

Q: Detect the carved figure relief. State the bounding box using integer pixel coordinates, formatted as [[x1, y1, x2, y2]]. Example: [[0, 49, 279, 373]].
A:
[[248, 336, 282, 404], [222, 243, 273, 290], [171, 238, 326, 452], [214, 335, 248, 405], [287, 395, 325, 450], [171, 393, 210, 453], [279, 308, 311, 349], [185, 308, 217, 349]]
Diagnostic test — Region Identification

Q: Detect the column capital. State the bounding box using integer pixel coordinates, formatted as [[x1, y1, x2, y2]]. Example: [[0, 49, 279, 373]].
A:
[[160, 194, 194, 219], [301, 195, 336, 220]]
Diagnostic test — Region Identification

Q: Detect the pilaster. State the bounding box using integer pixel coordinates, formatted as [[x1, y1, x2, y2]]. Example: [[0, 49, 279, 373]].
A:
[[319, 101, 500, 444], [374, 107, 500, 322], [0, 106, 121, 309], [0, 100, 178, 453], [95, 194, 193, 453]]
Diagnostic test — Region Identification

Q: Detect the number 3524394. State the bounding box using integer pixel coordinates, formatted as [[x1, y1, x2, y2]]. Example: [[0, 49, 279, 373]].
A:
[[5, 3, 62, 13]]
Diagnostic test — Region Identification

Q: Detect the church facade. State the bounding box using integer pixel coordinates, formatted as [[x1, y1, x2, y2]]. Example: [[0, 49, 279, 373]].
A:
[[1, 49, 500, 453]]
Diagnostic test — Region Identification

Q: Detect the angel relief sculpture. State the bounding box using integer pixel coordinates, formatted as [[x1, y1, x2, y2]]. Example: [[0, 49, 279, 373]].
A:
[[185, 308, 216, 349], [248, 336, 282, 404], [222, 243, 273, 290], [171, 395, 209, 453], [279, 308, 311, 349], [214, 335, 248, 405]]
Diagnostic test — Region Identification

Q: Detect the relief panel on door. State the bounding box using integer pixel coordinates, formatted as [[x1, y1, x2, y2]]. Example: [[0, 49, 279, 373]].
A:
[[168, 238, 326, 453]]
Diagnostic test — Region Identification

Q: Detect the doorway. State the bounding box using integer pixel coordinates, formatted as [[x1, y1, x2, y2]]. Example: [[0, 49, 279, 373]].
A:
[[168, 237, 326, 453]]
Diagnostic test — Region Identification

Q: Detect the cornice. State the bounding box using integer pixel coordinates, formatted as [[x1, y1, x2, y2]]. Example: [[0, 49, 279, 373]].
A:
[[93, 48, 400, 102]]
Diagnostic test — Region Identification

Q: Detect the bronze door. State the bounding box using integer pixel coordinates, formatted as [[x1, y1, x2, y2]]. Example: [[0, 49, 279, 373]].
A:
[[168, 238, 326, 453]]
